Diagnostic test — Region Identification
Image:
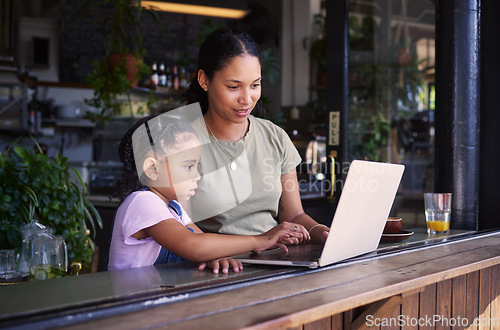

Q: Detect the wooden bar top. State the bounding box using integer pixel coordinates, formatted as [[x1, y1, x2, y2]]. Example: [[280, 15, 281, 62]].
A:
[[69, 230, 499, 329], [1, 230, 499, 329]]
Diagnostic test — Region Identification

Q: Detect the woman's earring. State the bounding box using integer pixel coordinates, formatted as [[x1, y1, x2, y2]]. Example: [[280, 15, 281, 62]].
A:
[[204, 87, 208, 92]]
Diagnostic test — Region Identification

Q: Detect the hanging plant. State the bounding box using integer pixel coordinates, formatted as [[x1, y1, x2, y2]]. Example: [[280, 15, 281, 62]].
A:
[[68, 0, 164, 121]]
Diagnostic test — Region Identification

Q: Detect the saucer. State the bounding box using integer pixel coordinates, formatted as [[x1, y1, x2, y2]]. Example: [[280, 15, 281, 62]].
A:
[[380, 230, 414, 243]]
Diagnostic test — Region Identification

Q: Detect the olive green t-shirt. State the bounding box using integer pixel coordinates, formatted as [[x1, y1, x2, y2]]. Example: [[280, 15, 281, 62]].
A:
[[189, 115, 301, 235]]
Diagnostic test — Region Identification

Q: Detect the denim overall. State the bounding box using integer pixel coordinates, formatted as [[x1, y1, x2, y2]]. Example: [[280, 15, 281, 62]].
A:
[[153, 199, 193, 265]]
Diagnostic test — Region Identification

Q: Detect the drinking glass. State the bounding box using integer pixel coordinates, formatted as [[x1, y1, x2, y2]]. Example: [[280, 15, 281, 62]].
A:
[[424, 193, 452, 234], [0, 249, 16, 280]]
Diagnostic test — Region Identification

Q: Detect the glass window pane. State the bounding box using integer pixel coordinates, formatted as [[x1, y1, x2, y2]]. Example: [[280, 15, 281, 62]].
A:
[[348, 0, 435, 229]]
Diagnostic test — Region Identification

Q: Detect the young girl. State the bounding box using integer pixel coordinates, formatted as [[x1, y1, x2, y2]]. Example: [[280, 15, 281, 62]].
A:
[[108, 110, 309, 273]]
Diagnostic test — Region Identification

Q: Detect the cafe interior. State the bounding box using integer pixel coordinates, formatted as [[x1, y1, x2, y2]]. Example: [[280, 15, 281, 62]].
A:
[[0, 0, 499, 328]]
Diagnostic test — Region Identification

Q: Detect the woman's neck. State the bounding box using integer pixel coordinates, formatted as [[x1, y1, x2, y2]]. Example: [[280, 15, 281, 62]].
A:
[[204, 113, 249, 142]]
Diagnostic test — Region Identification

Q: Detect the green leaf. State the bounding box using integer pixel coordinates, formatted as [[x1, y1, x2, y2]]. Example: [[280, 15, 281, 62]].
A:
[[0, 152, 5, 168], [50, 200, 60, 210], [20, 204, 30, 222], [13, 147, 30, 161], [23, 185, 39, 207], [86, 199, 103, 229], [82, 206, 95, 238], [2, 194, 12, 203], [70, 168, 88, 194]]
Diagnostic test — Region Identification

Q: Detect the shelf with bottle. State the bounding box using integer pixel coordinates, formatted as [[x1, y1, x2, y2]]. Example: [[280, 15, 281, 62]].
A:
[[146, 61, 191, 96], [130, 85, 183, 99], [0, 72, 28, 133]]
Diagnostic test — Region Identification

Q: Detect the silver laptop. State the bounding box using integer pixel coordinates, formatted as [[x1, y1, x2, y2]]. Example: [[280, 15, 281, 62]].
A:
[[234, 160, 405, 269]]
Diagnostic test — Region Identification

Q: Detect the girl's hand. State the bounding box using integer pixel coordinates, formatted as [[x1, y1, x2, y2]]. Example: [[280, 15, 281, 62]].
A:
[[253, 222, 310, 253], [198, 257, 243, 274]]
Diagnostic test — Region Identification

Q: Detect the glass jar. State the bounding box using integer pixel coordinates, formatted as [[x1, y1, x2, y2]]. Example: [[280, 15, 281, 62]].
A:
[[29, 233, 67, 281]]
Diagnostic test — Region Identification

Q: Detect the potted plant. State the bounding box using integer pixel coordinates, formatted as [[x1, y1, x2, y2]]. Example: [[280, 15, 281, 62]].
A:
[[84, 56, 152, 122], [0, 137, 102, 270], [70, 0, 163, 121]]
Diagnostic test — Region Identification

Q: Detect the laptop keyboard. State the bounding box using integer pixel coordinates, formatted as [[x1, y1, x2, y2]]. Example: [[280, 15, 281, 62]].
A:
[[275, 244, 323, 261]]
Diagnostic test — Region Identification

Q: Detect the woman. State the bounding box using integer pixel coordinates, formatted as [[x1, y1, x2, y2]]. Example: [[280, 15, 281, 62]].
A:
[[182, 28, 329, 243]]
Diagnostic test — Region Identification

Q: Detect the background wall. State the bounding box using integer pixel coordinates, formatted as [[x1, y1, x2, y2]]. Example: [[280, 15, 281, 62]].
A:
[[6, 0, 314, 164], [18, 0, 294, 116]]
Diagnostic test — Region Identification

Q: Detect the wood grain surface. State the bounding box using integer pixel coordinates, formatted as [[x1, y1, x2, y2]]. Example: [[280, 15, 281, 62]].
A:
[[59, 232, 500, 330]]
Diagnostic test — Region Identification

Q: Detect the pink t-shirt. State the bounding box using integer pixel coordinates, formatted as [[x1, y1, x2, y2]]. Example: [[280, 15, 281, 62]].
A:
[[108, 190, 192, 270]]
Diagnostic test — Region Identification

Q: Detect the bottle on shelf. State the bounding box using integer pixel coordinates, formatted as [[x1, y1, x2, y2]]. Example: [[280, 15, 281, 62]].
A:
[[27, 95, 41, 135], [180, 67, 188, 89], [166, 65, 173, 90], [151, 62, 159, 89], [28, 108, 36, 134], [172, 65, 180, 91], [159, 62, 167, 88]]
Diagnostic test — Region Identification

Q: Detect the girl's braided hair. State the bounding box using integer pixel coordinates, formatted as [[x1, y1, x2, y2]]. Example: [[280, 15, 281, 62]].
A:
[[112, 114, 196, 202]]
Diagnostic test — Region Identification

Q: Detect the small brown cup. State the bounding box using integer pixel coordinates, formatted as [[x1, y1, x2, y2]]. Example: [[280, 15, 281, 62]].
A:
[[383, 217, 402, 234]]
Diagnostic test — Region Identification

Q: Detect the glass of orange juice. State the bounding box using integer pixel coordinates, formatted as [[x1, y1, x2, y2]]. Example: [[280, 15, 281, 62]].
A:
[[424, 193, 452, 234]]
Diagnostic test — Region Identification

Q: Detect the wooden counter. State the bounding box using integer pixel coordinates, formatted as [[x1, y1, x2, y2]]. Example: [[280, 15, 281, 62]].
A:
[[1, 230, 499, 329]]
